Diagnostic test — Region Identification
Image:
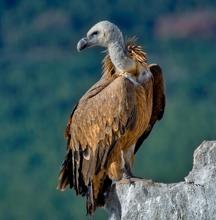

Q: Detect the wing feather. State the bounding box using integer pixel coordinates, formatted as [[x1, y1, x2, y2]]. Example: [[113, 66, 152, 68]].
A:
[[134, 64, 165, 153], [58, 76, 136, 195]]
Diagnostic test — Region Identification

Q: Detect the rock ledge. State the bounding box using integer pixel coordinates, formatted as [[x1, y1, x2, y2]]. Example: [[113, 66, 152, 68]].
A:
[[105, 141, 216, 220]]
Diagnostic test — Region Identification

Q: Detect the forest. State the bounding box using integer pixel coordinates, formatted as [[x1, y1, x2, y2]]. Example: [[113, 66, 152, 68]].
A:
[[0, 0, 216, 219]]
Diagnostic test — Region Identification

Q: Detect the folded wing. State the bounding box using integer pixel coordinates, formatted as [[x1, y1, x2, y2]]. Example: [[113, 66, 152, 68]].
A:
[[58, 76, 136, 196], [134, 64, 165, 153]]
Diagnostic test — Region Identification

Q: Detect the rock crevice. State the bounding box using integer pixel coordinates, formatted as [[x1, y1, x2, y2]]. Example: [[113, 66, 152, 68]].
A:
[[105, 141, 216, 220]]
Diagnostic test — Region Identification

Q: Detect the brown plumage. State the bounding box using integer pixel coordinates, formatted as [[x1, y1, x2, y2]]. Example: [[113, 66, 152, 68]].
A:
[[58, 37, 165, 215], [134, 63, 165, 153]]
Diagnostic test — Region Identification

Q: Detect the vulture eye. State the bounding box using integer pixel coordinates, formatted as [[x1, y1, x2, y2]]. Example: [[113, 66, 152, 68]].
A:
[[91, 31, 99, 37]]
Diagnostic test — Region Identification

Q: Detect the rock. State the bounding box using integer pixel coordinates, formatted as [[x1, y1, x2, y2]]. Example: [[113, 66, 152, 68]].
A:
[[105, 141, 216, 220]]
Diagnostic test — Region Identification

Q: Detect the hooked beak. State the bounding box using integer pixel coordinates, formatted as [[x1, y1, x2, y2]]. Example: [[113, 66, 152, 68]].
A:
[[77, 37, 90, 52]]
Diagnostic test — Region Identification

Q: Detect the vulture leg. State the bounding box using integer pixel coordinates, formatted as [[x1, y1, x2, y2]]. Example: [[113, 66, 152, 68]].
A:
[[120, 152, 144, 184], [119, 151, 136, 185], [122, 163, 134, 179]]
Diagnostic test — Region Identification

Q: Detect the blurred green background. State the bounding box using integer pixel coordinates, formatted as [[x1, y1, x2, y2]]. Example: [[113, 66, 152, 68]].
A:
[[0, 0, 216, 219]]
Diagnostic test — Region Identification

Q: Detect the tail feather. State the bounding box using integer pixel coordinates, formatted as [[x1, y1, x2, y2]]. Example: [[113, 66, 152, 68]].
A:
[[58, 150, 73, 190], [58, 149, 88, 194], [86, 182, 95, 215], [58, 149, 112, 216], [86, 176, 112, 215]]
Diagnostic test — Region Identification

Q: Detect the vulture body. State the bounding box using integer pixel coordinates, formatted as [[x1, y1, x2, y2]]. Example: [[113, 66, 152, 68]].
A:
[[58, 21, 165, 215]]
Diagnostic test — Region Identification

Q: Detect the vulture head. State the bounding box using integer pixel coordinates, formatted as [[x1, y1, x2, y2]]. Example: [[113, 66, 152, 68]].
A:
[[77, 20, 124, 51]]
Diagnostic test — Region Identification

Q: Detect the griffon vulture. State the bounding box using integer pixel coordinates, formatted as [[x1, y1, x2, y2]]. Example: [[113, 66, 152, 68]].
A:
[[58, 20, 165, 215]]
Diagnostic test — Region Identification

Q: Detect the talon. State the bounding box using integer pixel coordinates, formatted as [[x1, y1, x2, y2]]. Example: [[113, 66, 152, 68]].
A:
[[121, 169, 136, 185], [119, 177, 135, 185], [128, 178, 136, 186]]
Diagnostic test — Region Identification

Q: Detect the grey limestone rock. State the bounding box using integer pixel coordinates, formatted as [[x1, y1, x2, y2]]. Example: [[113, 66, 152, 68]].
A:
[[105, 141, 216, 220]]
